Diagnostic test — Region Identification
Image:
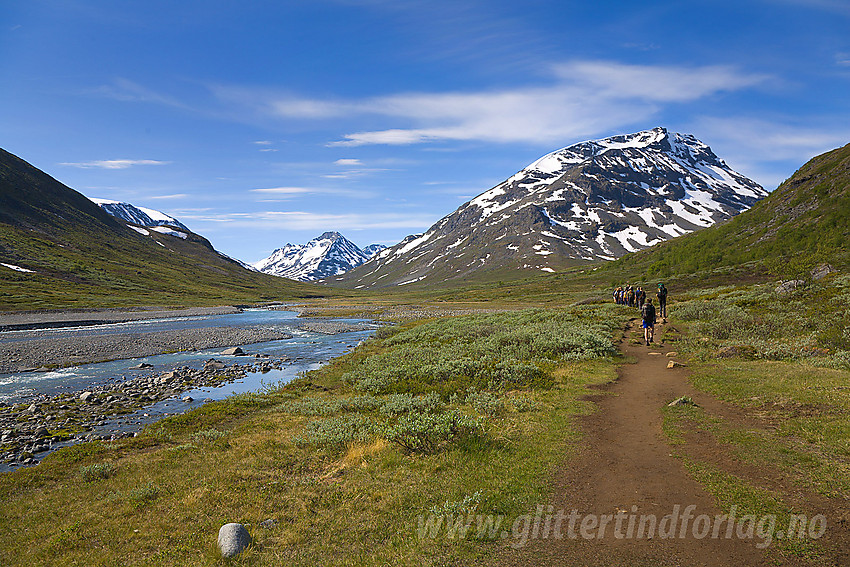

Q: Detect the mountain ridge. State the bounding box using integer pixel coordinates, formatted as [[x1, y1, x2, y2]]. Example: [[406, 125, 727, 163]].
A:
[[335, 127, 766, 288]]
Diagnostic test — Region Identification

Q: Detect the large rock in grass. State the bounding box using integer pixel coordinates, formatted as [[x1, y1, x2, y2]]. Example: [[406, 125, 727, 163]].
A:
[[217, 523, 251, 558]]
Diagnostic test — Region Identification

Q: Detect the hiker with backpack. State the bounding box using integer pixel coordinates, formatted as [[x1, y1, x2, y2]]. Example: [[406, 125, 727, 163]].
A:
[[641, 298, 656, 346], [636, 286, 646, 309], [656, 283, 668, 321]]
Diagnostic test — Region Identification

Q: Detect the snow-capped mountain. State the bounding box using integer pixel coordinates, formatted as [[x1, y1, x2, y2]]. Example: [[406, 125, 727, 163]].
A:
[[363, 244, 388, 257], [254, 232, 381, 281], [89, 196, 257, 269], [338, 127, 767, 288], [89, 198, 190, 232]]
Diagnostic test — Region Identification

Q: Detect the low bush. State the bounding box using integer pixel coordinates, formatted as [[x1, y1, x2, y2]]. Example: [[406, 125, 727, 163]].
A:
[[379, 393, 443, 415], [465, 390, 504, 417], [381, 410, 484, 455], [78, 462, 117, 482], [293, 414, 379, 450]]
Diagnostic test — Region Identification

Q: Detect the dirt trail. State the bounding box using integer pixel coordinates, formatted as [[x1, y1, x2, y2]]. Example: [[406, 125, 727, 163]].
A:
[[500, 319, 770, 567]]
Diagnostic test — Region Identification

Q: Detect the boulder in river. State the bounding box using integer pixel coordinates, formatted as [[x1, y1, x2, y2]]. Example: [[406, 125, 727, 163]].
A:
[[80, 392, 95, 403], [221, 347, 245, 356]]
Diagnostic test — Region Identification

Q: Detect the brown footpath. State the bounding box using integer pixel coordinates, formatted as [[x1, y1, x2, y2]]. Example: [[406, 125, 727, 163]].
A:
[[498, 319, 772, 567]]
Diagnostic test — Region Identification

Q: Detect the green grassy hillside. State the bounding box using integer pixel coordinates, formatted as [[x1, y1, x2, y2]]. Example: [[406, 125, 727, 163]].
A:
[[613, 142, 850, 280], [0, 149, 335, 310]]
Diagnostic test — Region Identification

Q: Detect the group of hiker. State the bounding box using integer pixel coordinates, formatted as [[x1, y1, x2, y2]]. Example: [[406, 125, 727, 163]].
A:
[[613, 283, 668, 346]]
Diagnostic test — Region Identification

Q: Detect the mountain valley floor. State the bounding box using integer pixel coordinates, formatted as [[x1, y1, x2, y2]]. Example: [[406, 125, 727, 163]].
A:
[[0, 271, 848, 566]]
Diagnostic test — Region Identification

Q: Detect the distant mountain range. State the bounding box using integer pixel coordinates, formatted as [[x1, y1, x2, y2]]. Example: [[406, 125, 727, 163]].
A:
[[335, 127, 767, 288], [254, 232, 385, 282], [0, 148, 316, 309]]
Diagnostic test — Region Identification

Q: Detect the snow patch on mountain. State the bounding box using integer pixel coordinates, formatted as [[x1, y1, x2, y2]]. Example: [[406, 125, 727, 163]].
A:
[[89, 198, 190, 232]]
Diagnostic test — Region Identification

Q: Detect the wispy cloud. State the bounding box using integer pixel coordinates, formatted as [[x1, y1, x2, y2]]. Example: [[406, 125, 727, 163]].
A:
[[180, 210, 435, 231], [90, 78, 185, 108], [214, 60, 765, 147], [59, 159, 171, 169], [334, 158, 363, 166], [147, 193, 188, 200], [249, 186, 374, 199]]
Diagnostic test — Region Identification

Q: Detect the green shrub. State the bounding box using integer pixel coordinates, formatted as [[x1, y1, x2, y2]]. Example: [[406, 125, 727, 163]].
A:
[[381, 410, 484, 455], [341, 309, 617, 396], [78, 462, 117, 482], [293, 414, 379, 450], [126, 482, 161, 509], [465, 390, 504, 416], [379, 393, 443, 415]]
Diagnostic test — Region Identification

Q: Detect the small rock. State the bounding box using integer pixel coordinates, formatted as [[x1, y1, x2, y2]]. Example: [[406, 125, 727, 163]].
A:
[[811, 263, 836, 281], [204, 360, 226, 371], [666, 352, 678, 357], [775, 279, 805, 296], [134, 363, 154, 369], [218, 523, 251, 558], [668, 396, 698, 407], [181, 396, 193, 403], [259, 518, 278, 529], [221, 347, 245, 356], [80, 392, 95, 403], [26, 404, 39, 414], [667, 360, 686, 369]]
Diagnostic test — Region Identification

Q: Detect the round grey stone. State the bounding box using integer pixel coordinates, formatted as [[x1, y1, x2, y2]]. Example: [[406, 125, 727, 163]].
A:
[[218, 523, 251, 558]]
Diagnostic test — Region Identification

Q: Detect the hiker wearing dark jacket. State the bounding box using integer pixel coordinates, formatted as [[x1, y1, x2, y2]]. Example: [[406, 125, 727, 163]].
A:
[[656, 283, 668, 321], [641, 299, 656, 346]]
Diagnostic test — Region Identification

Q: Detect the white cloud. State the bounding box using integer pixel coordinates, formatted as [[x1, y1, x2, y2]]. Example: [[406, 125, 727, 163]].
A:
[[249, 186, 375, 198], [209, 60, 768, 148], [180, 210, 435, 231], [250, 187, 313, 195], [147, 193, 188, 200], [60, 159, 171, 169], [334, 158, 363, 166]]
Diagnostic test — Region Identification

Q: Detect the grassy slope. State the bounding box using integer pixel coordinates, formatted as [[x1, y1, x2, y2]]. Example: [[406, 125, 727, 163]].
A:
[[0, 148, 336, 310]]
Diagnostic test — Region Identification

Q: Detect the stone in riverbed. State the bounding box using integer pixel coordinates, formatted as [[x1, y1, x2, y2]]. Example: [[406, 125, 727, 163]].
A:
[[134, 363, 153, 369], [80, 392, 95, 403], [218, 523, 251, 558], [221, 347, 244, 356], [204, 359, 226, 371]]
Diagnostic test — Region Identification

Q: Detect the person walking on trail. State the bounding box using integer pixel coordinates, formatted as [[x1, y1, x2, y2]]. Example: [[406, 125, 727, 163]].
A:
[[637, 286, 646, 309], [641, 298, 656, 346], [656, 283, 668, 321]]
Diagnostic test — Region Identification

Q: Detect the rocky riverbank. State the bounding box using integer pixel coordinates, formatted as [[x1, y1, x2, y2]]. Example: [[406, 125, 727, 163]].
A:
[[0, 326, 296, 374], [0, 348, 288, 468]]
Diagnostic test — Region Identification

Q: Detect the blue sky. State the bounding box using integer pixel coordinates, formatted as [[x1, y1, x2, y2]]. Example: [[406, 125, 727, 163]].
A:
[[2, 0, 848, 263]]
